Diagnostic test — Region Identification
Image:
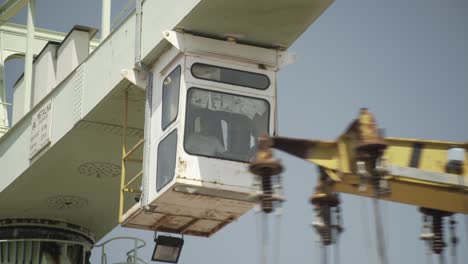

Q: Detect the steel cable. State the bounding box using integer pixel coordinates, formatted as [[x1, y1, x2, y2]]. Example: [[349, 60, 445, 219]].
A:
[[314, 237, 321, 264], [449, 216, 457, 264], [382, 200, 390, 255], [321, 242, 328, 264], [273, 206, 283, 264], [372, 198, 389, 264], [333, 234, 340, 264], [255, 208, 266, 264], [439, 253, 446, 264], [425, 241, 434, 264], [360, 198, 375, 264], [255, 209, 268, 264]]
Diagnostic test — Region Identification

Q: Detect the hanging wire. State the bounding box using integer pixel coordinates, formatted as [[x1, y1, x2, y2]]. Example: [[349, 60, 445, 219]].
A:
[[333, 232, 340, 264], [372, 198, 389, 264], [449, 216, 457, 264], [359, 198, 375, 264], [421, 214, 434, 264], [425, 240, 434, 264], [452, 160, 468, 261], [255, 208, 270, 264], [439, 253, 446, 264], [255, 208, 268, 264], [314, 236, 321, 264], [457, 177, 468, 261], [462, 213, 468, 261], [273, 207, 283, 264], [272, 174, 284, 264], [381, 200, 390, 255], [321, 242, 328, 264], [262, 213, 269, 264]]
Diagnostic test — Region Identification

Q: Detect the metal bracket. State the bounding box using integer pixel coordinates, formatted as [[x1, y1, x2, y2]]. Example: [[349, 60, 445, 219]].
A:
[[121, 69, 148, 90]]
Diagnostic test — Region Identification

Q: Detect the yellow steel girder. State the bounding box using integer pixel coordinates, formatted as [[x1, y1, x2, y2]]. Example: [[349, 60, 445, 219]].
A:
[[270, 109, 468, 214]]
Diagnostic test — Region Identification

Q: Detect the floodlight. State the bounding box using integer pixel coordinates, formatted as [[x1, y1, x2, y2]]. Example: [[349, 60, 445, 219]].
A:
[[151, 235, 184, 263]]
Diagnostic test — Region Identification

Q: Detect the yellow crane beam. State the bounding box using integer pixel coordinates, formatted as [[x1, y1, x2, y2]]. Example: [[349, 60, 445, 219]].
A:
[[268, 109, 468, 214]]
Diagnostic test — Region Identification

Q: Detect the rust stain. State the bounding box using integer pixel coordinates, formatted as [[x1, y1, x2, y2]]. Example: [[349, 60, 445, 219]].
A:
[[177, 157, 187, 175]]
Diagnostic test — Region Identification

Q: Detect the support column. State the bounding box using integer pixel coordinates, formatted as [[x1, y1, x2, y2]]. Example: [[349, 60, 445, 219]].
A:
[[101, 0, 111, 41], [0, 29, 9, 136], [0, 52, 8, 136], [23, 0, 35, 114], [0, 219, 94, 264]]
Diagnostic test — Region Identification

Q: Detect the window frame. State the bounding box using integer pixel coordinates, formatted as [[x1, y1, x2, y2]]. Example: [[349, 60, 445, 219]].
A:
[[156, 129, 178, 192], [183, 87, 271, 163], [161, 65, 182, 131], [190, 63, 270, 90]]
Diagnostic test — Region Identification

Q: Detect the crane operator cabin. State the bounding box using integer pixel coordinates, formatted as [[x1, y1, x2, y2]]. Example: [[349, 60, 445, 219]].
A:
[[122, 31, 293, 236], [0, 0, 334, 261]]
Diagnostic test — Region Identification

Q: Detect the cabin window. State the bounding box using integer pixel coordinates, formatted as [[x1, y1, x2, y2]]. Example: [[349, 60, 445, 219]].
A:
[[156, 130, 178, 191], [184, 88, 269, 162], [191, 63, 270, 90], [161, 66, 181, 130]]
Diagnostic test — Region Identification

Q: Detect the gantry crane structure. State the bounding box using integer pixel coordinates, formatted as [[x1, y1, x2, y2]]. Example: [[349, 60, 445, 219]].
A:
[[0, 0, 466, 263], [249, 108, 467, 261]]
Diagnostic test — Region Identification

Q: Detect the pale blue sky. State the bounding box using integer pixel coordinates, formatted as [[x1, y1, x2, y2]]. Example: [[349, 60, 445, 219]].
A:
[[3, 0, 468, 263]]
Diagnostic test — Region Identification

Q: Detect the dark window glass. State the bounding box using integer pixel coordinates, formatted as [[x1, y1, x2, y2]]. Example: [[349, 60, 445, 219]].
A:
[[191, 63, 270, 90], [162, 66, 181, 130], [184, 88, 270, 163], [156, 130, 178, 191]]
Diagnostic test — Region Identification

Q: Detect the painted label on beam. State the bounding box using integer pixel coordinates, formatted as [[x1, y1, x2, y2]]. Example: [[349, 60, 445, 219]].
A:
[[29, 100, 52, 159]]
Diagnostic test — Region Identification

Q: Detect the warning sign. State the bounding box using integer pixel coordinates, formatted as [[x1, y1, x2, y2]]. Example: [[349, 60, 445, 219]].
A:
[[29, 100, 52, 159]]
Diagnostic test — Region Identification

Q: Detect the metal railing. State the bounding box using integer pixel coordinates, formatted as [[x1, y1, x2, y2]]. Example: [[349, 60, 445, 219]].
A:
[[94, 236, 148, 264]]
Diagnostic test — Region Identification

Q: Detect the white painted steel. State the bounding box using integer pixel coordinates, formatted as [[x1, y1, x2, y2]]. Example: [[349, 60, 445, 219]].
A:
[[101, 0, 111, 41], [0, 2, 201, 239], [0, 0, 28, 27], [11, 77, 24, 123], [140, 0, 201, 63], [12, 27, 93, 125], [32, 43, 58, 106], [0, 32, 8, 135], [121, 34, 282, 235], [0, 0, 333, 239], [0, 22, 99, 56], [56, 29, 90, 84], [0, 22, 99, 136], [22, 0, 35, 115], [162, 30, 281, 68]]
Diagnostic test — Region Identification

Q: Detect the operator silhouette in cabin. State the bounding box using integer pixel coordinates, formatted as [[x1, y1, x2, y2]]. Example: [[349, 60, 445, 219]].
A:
[[185, 89, 265, 162]]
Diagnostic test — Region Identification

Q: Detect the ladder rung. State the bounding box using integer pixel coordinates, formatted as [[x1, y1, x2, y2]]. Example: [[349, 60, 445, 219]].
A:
[[123, 171, 143, 190], [123, 188, 141, 193], [123, 139, 144, 160], [126, 158, 143, 163]]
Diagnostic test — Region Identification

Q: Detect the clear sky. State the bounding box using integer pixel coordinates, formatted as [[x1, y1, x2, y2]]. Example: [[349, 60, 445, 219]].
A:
[[3, 0, 468, 263]]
